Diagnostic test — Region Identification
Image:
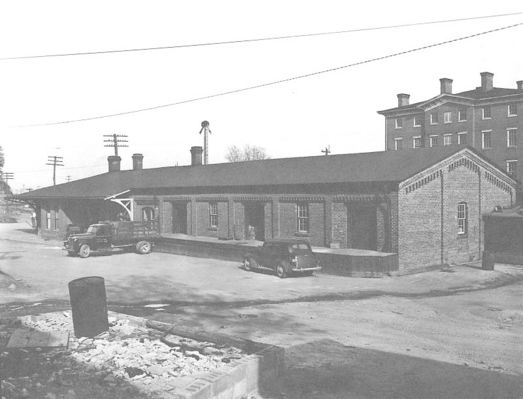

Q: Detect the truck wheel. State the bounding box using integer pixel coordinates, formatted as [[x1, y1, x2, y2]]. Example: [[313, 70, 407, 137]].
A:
[[243, 256, 256, 271], [276, 263, 288, 279], [136, 241, 152, 254], [78, 244, 91, 258]]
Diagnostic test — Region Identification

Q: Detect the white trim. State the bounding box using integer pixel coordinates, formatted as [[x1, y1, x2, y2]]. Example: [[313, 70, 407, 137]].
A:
[[458, 108, 467, 122], [108, 198, 134, 221], [394, 118, 403, 129], [443, 111, 452, 124], [394, 137, 403, 151], [430, 112, 438, 125], [506, 159, 518, 176], [412, 136, 422, 149], [481, 130, 492, 149], [429, 135, 438, 147], [413, 115, 422, 127], [399, 148, 518, 189], [104, 190, 131, 200], [508, 103, 518, 117], [443, 134, 452, 146], [506, 128, 517, 148], [457, 132, 468, 145]]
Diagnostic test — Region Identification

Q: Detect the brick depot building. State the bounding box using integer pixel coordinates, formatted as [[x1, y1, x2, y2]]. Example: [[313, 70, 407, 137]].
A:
[[378, 72, 523, 180], [19, 146, 517, 272]]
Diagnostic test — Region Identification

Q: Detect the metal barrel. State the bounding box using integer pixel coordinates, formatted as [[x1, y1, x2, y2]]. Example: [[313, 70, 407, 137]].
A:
[[68, 276, 109, 338]]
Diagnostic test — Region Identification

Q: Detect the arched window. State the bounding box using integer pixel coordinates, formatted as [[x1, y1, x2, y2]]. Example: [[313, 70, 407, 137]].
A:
[[457, 202, 468, 235], [142, 207, 155, 223]]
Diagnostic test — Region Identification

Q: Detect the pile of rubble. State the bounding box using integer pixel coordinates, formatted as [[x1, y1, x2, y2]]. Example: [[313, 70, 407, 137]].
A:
[[25, 311, 245, 379], [1, 311, 248, 397]]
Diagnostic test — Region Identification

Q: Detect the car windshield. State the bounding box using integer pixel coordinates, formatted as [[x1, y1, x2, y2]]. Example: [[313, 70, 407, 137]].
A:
[[86, 225, 99, 234], [288, 243, 311, 253]]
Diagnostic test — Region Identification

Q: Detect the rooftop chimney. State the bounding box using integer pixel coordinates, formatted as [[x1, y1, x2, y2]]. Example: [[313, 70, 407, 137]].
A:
[[480, 72, 494, 92], [190, 146, 203, 166], [517, 80, 523, 91], [440, 78, 453, 94], [107, 155, 121, 172], [397, 93, 410, 107], [132, 153, 143, 171]]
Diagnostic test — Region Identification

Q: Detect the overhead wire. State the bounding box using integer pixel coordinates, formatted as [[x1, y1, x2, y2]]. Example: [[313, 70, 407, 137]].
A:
[[1, 11, 522, 61], [14, 21, 523, 128]]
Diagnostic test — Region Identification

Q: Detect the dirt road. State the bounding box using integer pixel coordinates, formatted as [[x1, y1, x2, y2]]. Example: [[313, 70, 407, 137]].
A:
[[1, 222, 523, 398]]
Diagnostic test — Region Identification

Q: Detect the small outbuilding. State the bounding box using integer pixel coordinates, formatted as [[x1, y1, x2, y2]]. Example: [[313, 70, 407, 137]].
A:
[[18, 146, 518, 273]]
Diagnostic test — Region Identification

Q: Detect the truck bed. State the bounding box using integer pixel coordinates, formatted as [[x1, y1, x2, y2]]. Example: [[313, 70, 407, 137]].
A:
[[110, 221, 160, 244]]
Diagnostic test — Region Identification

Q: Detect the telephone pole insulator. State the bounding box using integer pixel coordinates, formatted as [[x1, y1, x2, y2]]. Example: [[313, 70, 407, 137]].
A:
[[103, 134, 129, 156], [46, 156, 64, 186]]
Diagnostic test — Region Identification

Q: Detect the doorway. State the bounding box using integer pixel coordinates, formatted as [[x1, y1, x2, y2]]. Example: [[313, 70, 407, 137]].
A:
[[244, 202, 265, 241], [172, 202, 188, 234], [350, 204, 377, 250]]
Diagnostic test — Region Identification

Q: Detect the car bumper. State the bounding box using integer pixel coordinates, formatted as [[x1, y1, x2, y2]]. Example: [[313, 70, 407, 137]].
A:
[[291, 266, 322, 272]]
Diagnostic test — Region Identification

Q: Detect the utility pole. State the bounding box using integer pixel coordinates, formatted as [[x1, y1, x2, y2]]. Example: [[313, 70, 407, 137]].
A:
[[46, 156, 64, 186], [321, 145, 331, 156], [103, 134, 128, 156], [199, 121, 211, 165], [2, 172, 14, 215]]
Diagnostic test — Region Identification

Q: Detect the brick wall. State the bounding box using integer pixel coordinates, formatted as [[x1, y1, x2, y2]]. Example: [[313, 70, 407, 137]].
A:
[[398, 155, 514, 271], [161, 201, 173, 234], [195, 201, 217, 238], [279, 202, 296, 238], [308, 202, 324, 247], [331, 201, 347, 247], [233, 202, 245, 240], [217, 201, 229, 239]]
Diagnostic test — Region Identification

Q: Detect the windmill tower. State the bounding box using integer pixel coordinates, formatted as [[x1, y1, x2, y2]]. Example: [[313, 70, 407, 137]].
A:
[[199, 121, 211, 165]]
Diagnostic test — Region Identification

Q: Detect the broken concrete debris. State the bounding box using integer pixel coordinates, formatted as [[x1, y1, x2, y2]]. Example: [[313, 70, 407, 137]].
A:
[[6, 311, 247, 396]]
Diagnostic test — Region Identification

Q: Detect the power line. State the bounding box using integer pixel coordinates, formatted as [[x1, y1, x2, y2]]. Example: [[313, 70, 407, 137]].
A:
[[1, 11, 522, 61], [103, 134, 129, 156], [14, 21, 523, 128]]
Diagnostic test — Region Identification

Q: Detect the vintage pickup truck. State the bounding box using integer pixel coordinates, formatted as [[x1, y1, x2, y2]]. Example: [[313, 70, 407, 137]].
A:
[[243, 238, 322, 278], [64, 221, 160, 258]]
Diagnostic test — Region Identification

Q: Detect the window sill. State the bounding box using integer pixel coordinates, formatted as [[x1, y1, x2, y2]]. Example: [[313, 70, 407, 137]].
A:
[[208, 227, 218, 231], [295, 232, 310, 238], [457, 233, 468, 239], [508, 114, 517, 117], [458, 119, 467, 123]]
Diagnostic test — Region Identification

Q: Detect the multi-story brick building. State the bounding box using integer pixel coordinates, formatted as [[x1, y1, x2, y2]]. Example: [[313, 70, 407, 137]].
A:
[[19, 146, 516, 272], [378, 72, 523, 182]]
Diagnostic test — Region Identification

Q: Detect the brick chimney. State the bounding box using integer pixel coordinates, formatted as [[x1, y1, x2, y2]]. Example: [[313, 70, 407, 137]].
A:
[[440, 78, 453, 94], [190, 146, 203, 166], [132, 153, 143, 171], [107, 155, 121, 172], [480, 72, 494, 92], [397, 93, 410, 107], [517, 80, 523, 91]]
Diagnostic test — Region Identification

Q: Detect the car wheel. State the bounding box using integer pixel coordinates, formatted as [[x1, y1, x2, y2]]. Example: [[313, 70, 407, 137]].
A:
[[78, 244, 91, 258], [136, 241, 152, 254], [276, 263, 288, 279], [243, 257, 255, 271]]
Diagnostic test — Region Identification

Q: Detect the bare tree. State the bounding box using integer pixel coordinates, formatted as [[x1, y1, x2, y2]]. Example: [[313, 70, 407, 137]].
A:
[[0, 146, 4, 173], [225, 145, 269, 162]]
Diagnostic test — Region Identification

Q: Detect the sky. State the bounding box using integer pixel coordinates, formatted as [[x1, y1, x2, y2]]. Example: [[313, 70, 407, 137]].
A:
[[1, 0, 523, 192]]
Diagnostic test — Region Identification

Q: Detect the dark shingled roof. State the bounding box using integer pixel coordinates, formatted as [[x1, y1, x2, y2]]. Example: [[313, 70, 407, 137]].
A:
[[455, 87, 521, 99], [17, 146, 507, 200]]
